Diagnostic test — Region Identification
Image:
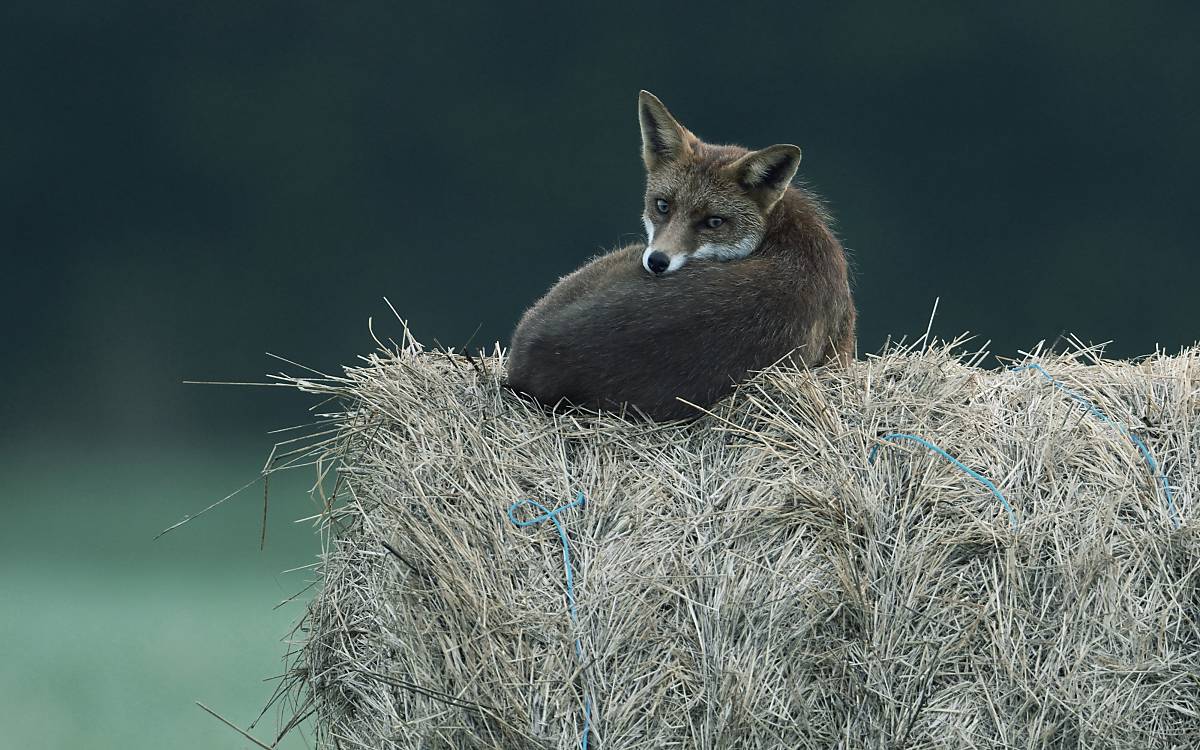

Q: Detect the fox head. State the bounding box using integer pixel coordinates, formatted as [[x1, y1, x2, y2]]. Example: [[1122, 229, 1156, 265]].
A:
[[637, 90, 802, 275]]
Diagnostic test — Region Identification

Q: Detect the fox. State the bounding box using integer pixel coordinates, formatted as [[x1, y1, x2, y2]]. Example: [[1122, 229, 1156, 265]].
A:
[[505, 90, 856, 421]]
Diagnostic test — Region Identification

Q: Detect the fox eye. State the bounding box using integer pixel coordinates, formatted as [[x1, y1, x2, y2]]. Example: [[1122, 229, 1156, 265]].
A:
[[705, 216, 725, 229], [655, 198, 670, 214]]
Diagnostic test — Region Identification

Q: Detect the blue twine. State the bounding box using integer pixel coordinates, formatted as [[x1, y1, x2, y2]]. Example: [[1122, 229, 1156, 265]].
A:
[[869, 432, 1019, 530], [507, 490, 592, 749], [1011, 363, 1180, 529]]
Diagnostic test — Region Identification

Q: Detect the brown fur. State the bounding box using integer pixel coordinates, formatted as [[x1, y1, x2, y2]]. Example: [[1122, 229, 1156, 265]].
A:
[[506, 92, 856, 420]]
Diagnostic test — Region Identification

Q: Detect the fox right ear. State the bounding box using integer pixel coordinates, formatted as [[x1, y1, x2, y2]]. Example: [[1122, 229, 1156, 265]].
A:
[[729, 144, 803, 210], [639, 91, 691, 170]]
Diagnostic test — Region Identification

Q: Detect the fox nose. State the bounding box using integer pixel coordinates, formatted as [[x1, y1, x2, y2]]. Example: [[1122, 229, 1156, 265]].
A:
[[646, 251, 670, 275]]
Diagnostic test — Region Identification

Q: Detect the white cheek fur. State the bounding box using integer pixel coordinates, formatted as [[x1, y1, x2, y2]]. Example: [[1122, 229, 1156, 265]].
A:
[[692, 233, 761, 262]]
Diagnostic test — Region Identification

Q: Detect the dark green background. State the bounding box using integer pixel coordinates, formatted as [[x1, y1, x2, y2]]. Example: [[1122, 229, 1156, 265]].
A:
[[3, 3, 1197, 748]]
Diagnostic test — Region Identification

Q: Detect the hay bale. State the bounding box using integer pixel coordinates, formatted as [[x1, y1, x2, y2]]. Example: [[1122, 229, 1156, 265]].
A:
[[277, 333, 1199, 749]]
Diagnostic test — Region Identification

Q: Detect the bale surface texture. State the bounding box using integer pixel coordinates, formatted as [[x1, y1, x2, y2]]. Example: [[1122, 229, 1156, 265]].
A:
[[284, 339, 1199, 749]]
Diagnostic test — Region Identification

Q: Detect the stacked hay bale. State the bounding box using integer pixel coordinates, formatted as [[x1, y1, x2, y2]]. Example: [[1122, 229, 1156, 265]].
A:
[[277, 334, 1198, 749]]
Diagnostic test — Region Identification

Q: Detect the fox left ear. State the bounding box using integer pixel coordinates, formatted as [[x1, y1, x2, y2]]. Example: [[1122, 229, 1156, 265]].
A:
[[639, 90, 693, 170], [729, 144, 802, 210]]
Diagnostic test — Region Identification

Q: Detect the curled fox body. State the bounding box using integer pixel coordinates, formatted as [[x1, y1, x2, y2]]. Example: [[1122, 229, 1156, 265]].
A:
[[506, 91, 856, 420]]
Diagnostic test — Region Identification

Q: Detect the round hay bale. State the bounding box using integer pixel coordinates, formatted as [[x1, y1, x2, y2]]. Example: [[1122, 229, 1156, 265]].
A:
[[276, 336, 1199, 749]]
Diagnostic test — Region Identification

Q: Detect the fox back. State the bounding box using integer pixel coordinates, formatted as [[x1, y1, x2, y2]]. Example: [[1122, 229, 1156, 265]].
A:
[[506, 91, 856, 420]]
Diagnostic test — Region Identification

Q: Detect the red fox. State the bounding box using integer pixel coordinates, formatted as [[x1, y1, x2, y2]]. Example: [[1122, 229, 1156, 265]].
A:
[[505, 91, 856, 420]]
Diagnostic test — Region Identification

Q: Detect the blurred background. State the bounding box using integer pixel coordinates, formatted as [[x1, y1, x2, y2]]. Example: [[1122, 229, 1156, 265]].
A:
[[2, 2, 1197, 747]]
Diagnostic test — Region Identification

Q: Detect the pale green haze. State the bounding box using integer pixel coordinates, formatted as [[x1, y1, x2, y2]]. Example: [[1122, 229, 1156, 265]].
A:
[[1, 444, 317, 749]]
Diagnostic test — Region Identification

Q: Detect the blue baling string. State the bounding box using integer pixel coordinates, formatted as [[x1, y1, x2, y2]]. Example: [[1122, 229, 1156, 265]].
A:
[[1011, 363, 1180, 529], [869, 432, 1020, 531], [507, 490, 592, 749]]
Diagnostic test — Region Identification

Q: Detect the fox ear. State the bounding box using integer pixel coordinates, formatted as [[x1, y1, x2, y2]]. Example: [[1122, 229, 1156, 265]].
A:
[[729, 144, 802, 210], [639, 90, 691, 170]]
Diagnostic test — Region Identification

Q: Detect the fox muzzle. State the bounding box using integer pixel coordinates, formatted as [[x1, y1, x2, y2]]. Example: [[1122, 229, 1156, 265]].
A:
[[642, 246, 689, 275]]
